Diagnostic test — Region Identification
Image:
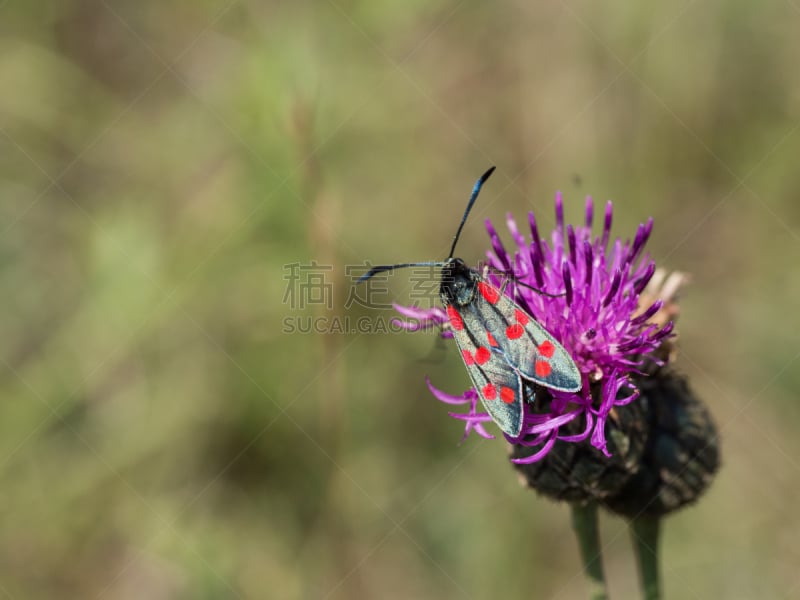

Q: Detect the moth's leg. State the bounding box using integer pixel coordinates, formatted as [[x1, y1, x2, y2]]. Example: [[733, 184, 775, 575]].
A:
[[419, 321, 450, 364], [522, 383, 537, 405]]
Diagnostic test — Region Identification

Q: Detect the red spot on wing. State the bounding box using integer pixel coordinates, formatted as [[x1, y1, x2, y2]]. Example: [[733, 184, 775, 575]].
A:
[[478, 281, 500, 304], [482, 383, 497, 400], [446, 305, 464, 331], [538, 340, 555, 358], [461, 349, 474, 366], [535, 360, 552, 377], [500, 386, 515, 404], [486, 330, 498, 347], [506, 323, 524, 340], [475, 346, 491, 365], [514, 309, 529, 326]]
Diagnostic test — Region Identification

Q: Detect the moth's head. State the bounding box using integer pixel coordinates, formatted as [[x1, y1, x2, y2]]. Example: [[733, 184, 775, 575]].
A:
[[439, 258, 477, 307]]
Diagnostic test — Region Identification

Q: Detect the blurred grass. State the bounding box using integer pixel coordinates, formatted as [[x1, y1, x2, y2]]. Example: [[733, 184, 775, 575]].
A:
[[1, 0, 800, 598]]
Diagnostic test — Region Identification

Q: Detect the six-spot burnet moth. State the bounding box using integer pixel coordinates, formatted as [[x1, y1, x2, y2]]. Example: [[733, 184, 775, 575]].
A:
[[358, 167, 581, 437]]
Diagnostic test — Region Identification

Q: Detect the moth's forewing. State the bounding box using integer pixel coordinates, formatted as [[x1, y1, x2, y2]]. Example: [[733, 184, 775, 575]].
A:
[[445, 304, 526, 437], [464, 280, 582, 392]]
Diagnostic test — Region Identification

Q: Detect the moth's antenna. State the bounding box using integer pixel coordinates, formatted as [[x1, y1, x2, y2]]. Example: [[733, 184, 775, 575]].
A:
[[357, 261, 444, 283], [448, 166, 496, 259], [484, 266, 565, 299], [360, 167, 496, 283]]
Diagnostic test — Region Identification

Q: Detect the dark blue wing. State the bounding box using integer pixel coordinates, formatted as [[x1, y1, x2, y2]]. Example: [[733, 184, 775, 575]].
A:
[[447, 305, 527, 436], [461, 280, 582, 392]]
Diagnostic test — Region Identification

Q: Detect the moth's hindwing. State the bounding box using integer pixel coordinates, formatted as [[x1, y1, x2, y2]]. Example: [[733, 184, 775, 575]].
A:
[[445, 303, 526, 437], [461, 279, 582, 392]]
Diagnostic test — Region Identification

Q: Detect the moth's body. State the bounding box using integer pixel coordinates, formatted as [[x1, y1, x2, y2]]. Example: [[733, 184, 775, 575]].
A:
[[359, 167, 582, 437], [438, 257, 581, 436], [439, 258, 479, 307]]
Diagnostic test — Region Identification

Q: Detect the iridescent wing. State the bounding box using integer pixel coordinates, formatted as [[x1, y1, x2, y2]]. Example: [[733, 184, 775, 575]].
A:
[[457, 279, 582, 392], [444, 303, 527, 437]]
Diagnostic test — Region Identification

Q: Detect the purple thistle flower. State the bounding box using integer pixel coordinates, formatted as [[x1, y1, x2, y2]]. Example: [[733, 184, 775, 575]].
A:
[[394, 195, 675, 462]]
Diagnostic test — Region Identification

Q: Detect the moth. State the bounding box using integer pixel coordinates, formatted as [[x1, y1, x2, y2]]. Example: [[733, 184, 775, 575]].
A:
[[359, 167, 581, 437]]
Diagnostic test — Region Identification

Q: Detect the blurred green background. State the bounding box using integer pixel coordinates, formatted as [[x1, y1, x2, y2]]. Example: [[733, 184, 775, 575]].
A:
[[2, 1, 799, 598]]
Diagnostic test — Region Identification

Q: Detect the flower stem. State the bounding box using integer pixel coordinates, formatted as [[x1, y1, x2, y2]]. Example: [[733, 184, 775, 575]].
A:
[[630, 516, 661, 600], [570, 502, 608, 600]]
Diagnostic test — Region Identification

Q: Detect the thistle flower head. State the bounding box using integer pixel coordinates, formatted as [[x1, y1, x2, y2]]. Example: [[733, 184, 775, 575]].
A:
[[394, 194, 674, 462]]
